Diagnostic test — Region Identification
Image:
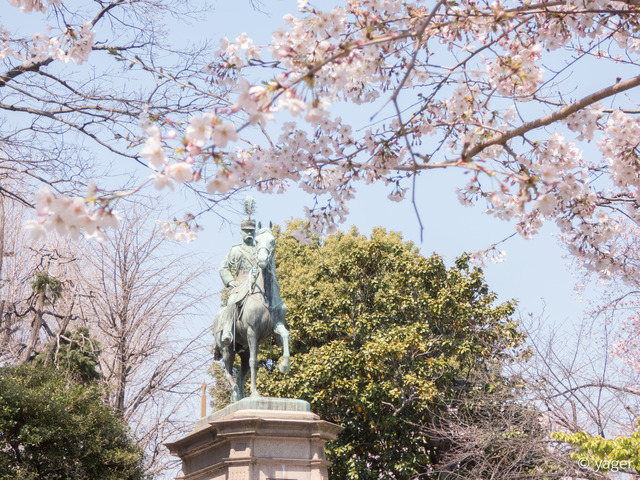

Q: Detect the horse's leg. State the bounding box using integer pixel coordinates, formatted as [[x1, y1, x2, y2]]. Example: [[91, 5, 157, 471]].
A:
[[213, 311, 224, 360], [273, 303, 290, 374], [238, 346, 250, 399], [247, 326, 260, 398], [222, 344, 239, 402], [273, 322, 290, 374], [221, 305, 234, 346]]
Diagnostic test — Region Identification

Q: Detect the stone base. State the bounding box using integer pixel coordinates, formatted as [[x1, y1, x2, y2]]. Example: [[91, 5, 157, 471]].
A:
[[165, 398, 343, 480]]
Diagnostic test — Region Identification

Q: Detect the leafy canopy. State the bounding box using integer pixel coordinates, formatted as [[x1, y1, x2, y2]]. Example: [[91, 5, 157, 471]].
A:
[[0, 363, 145, 480], [256, 223, 523, 479], [34, 327, 102, 384], [553, 423, 640, 474]]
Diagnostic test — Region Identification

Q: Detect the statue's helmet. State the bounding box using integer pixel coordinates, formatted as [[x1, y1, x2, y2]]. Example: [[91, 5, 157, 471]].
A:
[[241, 218, 256, 231]]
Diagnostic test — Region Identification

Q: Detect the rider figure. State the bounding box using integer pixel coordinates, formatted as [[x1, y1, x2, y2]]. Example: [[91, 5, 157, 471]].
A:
[[216, 218, 257, 348]]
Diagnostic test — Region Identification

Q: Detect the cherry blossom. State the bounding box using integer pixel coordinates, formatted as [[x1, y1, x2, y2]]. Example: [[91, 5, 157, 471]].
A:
[[156, 219, 200, 243], [290, 228, 313, 244], [10, 0, 60, 14], [152, 173, 175, 191], [30, 186, 121, 242], [20, 0, 640, 292], [185, 113, 215, 148], [166, 162, 194, 184], [211, 123, 238, 149], [140, 134, 167, 171], [14, 19, 95, 66]]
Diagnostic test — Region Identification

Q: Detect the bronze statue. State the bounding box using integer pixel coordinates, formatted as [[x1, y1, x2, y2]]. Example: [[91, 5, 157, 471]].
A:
[[213, 199, 290, 401], [215, 217, 258, 348]]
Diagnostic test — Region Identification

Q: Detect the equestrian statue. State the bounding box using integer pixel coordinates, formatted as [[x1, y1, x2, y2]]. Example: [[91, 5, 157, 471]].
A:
[[213, 197, 290, 401]]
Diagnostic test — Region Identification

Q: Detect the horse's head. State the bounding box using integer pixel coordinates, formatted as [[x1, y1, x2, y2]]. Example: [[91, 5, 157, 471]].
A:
[[254, 221, 275, 269]]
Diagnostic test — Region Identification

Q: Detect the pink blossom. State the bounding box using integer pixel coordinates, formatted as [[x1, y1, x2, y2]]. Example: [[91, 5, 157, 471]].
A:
[[279, 97, 306, 116], [290, 228, 312, 244], [206, 173, 236, 194], [34, 186, 56, 215], [211, 123, 238, 148], [185, 113, 215, 147], [151, 173, 175, 191], [24, 219, 47, 241], [140, 136, 167, 171], [95, 209, 121, 230], [166, 162, 193, 183]]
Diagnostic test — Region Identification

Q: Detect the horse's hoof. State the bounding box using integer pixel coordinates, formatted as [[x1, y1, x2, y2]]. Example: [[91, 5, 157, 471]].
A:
[[250, 391, 261, 398], [279, 359, 290, 374], [222, 332, 232, 346]]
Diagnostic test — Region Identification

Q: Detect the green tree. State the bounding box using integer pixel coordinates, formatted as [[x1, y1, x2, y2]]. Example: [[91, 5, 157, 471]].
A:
[[20, 271, 64, 363], [0, 363, 145, 480], [34, 327, 102, 384], [553, 422, 640, 476], [257, 223, 526, 479]]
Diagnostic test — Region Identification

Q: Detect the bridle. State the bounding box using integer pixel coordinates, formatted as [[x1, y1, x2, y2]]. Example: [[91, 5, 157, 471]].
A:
[[255, 244, 274, 266], [254, 228, 275, 269]]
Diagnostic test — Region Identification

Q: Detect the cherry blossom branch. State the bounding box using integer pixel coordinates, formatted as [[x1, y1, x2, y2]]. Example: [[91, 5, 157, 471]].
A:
[[463, 74, 640, 161], [6, 103, 145, 164], [0, 59, 54, 88], [89, 0, 126, 28], [374, 0, 447, 118]]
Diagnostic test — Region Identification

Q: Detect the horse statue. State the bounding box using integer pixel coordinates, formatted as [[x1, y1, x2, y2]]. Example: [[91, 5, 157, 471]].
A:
[[213, 222, 290, 401]]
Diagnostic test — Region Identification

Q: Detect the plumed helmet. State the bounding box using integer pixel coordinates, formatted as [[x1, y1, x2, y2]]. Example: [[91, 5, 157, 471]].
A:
[[241, 218, 256, 231]]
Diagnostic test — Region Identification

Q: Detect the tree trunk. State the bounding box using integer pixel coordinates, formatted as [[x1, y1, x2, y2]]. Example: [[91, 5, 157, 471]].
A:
[[43, 297, 76, 367], [0, 196, 5, 343], [114, 335, 127, 412], [21, 291, 44, 363]]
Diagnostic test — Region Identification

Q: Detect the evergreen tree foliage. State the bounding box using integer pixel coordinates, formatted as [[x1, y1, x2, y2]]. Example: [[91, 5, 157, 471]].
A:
[[0, 364, 144, 479], [31, 272, 63, 306], [34, 327, 102, 384], [257, 223, 525, 479]]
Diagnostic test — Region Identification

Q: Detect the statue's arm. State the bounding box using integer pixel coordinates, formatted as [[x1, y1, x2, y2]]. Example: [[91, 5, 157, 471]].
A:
[[219, 250, 236, 287]]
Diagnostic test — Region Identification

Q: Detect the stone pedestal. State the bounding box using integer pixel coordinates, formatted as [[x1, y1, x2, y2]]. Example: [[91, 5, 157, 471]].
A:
[[165, 398, 343, 480]]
